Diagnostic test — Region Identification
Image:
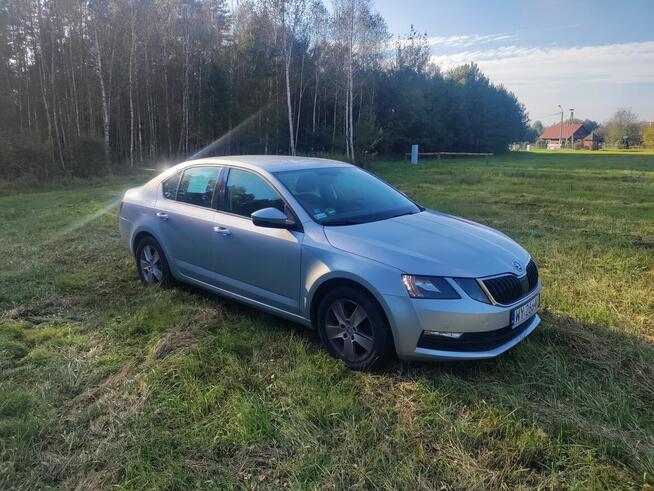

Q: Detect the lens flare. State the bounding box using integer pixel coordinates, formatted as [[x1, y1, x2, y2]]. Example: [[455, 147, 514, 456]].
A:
[[50, 108, 270, 244], [49, 197, 123, 243], [188, 105, 271, 160]]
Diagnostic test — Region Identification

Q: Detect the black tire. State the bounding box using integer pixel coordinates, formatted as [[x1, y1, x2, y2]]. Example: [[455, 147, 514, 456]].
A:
[[135, 236, 173, 287], [316, 286, 395, 371]]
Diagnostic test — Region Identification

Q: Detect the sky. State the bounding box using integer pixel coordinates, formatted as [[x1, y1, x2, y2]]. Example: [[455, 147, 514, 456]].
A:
[[374, 0, 654, 125]]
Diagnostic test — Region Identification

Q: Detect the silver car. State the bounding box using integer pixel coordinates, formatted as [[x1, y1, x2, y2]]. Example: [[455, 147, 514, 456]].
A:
[[119, 156, 541, 370]]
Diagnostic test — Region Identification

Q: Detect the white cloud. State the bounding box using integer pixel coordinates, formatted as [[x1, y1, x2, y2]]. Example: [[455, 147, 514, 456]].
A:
[[394, 32, 517, 50], [430, 41, 654, 120], [424, 33, 517, 48], [430, 41, 654, 86]]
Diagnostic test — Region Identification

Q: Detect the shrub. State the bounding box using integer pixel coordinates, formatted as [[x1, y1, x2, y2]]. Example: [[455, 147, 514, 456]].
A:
[[67, 137, 109, 178], [643, 126, 654, 149], [0, 133, 55, 179]]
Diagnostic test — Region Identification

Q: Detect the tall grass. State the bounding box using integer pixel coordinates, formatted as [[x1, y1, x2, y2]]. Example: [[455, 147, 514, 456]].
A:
[[0, 152, 652, 489]]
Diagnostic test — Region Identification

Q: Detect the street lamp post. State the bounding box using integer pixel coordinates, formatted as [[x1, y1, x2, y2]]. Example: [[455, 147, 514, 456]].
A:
[[569, 108, 575, 149], [558, 104, 563, 148]]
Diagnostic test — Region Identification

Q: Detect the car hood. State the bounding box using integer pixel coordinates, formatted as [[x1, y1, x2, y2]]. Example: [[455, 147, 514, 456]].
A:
[[323, 210, 530, 278]]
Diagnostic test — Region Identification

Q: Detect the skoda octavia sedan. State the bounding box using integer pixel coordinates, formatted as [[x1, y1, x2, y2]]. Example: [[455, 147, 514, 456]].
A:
[[119, 156, 541, 370]]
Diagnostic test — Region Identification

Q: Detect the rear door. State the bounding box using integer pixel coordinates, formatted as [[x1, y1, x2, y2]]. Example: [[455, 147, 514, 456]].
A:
[[155, 165, 223, 285], [211, 167, 303, 313]]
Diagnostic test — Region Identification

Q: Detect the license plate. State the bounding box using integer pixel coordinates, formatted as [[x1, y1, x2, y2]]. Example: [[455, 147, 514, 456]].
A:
[[511, 294, 539, 328]]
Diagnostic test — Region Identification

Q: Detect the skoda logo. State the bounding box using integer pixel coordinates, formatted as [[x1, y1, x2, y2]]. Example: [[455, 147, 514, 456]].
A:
[[513, 260, 523, 273]]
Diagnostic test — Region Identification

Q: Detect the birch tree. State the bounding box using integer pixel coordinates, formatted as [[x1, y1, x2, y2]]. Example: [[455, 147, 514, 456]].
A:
[[0, 0, 530, 179], [270, 0, 309, 156], [332, 0, 386, 161]]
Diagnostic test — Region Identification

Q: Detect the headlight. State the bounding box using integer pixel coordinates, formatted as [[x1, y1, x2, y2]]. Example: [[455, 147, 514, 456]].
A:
[[453, 278, 491, 304], [401, 275, 460, 299]]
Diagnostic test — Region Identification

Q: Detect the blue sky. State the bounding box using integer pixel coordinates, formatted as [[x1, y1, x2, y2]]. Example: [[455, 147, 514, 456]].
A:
[[375, 0, 654, 124]]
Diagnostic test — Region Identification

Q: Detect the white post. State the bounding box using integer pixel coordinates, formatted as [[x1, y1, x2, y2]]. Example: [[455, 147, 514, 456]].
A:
[[411, 144, 419, 165]]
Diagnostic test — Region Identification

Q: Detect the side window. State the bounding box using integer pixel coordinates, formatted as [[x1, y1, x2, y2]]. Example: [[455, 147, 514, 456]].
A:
[[176, 166, 220, 208], [162, 171, 182, 200], [224, 168, 284, 218]]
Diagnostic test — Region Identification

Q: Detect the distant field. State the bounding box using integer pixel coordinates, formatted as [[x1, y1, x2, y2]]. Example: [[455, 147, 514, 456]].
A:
[[1, 152, 653, 489]]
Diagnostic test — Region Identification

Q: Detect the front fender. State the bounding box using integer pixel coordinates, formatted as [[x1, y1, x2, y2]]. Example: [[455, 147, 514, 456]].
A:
[[301, 243, 406, 350]]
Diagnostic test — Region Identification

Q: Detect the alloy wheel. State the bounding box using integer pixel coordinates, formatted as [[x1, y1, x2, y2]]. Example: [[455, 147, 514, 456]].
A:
[[139, 245, 163, 285], [325, 299, 375, 362]]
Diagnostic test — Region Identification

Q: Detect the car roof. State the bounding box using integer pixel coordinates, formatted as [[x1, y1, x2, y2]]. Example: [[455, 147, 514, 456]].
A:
[[179, 155, 352, 173]]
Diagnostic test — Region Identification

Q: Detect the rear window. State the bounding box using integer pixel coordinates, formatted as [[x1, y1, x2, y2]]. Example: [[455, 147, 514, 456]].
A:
[[176, 167, 221, 208], [162, 171, 182, 200]]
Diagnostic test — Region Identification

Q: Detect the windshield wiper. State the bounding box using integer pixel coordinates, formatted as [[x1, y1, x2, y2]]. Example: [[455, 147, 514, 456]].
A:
[[390, 210, 419, 219], [321, 219, 362, 226], [323, 211, 416, 226]]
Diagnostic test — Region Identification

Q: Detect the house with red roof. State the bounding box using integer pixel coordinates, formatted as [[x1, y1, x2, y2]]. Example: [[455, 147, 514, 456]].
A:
[[538, 123, 590, 149]]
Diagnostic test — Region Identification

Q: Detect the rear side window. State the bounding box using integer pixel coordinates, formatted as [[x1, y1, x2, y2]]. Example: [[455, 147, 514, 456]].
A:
[[176, 166, 220, 208], [162, 171, 182, 200], [224, 168, 284, 217]]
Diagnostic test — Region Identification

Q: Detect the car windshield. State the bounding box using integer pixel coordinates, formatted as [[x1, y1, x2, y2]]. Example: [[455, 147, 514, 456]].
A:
[[274, 166, 421, 226]]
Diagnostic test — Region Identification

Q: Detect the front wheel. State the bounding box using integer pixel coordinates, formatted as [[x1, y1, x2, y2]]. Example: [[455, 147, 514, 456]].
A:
[[317, 286, 395, 371]]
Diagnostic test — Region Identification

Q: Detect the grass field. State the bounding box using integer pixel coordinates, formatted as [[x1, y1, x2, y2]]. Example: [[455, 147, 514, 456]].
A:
[[1, 152, 653, 489]]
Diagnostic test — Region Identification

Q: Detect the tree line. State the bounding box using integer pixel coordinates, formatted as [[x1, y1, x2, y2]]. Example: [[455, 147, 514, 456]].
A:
[[0, 0, 531, 179]]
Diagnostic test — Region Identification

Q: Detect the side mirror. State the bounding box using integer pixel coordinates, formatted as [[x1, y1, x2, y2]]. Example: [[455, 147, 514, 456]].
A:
[[251, 207, 295, 229]]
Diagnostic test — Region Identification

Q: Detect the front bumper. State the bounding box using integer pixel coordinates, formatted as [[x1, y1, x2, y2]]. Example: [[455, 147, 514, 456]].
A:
[[414, 314, 540, 360], [383, 285, 541, 361]]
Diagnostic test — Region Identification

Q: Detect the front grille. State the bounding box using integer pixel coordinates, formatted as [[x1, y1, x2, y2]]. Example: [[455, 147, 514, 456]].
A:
[[526, 259, 538, 289], [481, 259, 539, 305], [416, 316, 535, 352]]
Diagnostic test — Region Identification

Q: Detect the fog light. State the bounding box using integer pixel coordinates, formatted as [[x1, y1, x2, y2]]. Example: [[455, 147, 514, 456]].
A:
[[423, 330, 463, 339]]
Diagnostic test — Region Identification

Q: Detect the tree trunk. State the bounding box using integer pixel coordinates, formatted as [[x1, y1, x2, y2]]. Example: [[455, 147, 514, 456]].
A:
[[178, 4, 190, 155], [348, 81, 353, 159], [68, 24, 81, 138], [163, 41, 172, 156], [311, 62, 319, 135], [128, 0, 136, 166], [332, 87, 338, 153], [285, 56, 295, 155], [265, 77, 272, 154], [44, 9, 65, 170], [294, 50, 305, 150], [93, 23, 110, 162], [347, 0, 355, 161]]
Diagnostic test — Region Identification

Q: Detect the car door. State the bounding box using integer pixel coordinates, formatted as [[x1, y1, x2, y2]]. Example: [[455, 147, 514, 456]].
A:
[[155, 165, 223, 285], [211, 167, 303, 314]]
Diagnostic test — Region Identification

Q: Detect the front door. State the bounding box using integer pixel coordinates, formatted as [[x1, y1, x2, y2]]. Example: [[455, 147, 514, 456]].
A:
[[211, 167, 303, 314]]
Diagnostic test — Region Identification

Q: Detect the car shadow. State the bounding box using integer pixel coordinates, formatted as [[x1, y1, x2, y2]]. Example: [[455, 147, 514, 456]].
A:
[[380, 310, 654, 472], [168, 281, 654, 468], [176, 280, 652, 390], [172, 280, 315, 340], [389, 310, 652, 383], [175, 280, 653, 395]]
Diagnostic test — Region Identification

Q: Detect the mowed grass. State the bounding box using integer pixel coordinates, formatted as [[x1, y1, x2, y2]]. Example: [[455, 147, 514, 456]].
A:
[[0, 152, 652, 489]]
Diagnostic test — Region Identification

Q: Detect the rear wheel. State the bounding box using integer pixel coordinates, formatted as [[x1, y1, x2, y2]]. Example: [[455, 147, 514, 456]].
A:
[[135, 237, 173, 287], [317, 286, 394, 371]]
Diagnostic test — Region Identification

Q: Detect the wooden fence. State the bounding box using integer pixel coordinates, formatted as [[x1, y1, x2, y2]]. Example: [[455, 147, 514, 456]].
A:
[[404, 151, 494, 161]]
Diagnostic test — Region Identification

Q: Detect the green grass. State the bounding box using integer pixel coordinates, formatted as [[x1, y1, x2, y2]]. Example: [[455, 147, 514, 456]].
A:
[[1, 152, 653, 489]]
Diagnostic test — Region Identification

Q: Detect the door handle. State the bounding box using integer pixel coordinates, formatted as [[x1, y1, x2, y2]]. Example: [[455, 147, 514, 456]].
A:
[[156, 212, 169, 221], [213, 226, 232, 237]]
